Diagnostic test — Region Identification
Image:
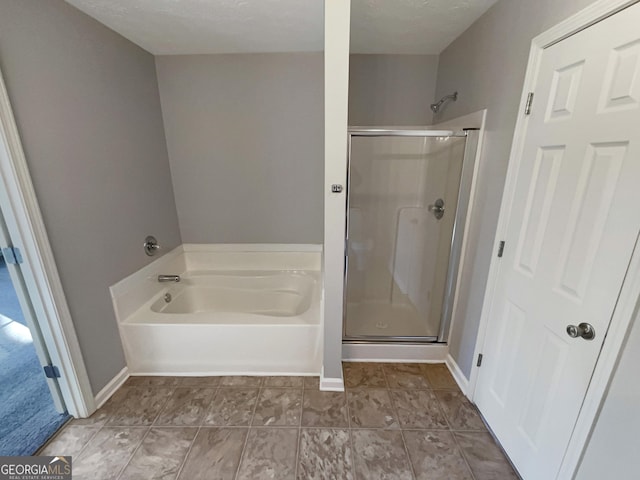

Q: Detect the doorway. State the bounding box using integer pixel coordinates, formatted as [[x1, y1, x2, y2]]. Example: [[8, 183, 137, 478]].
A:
[[473, 2, 640, 478], [0, 212, 68, 455]]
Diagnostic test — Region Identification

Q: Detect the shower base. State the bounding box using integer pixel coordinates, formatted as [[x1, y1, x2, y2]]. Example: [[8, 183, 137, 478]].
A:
[[345, 301, 441, 339]]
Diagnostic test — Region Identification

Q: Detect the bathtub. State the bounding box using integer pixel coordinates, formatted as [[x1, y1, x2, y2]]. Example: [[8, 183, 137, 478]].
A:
[[111, 245, 322, 375]]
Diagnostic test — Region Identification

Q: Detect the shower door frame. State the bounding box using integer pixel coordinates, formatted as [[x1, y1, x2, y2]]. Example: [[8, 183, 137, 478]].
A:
[[343, 128, 479, 343]]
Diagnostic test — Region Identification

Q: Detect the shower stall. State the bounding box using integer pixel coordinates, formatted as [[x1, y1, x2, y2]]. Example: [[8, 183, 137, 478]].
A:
[[344, 128, 479, 343]]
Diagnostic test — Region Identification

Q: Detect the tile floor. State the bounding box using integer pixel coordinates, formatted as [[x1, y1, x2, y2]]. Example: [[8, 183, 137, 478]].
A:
[[39, 363, 518, 480]]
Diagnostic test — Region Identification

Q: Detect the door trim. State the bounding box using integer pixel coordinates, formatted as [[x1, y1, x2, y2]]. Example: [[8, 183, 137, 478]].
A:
[[469, 0, 640, 478], [0, 213, 65, 412], [0, 65, 94, 417]]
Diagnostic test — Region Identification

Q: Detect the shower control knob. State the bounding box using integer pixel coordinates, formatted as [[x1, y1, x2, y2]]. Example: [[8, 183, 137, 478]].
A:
[[428, 198, 445, 220], [144, 235, 160, 256]]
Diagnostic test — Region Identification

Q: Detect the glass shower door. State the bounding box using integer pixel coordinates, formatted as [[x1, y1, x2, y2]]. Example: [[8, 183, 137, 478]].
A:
[[344, 131, 470, 341]]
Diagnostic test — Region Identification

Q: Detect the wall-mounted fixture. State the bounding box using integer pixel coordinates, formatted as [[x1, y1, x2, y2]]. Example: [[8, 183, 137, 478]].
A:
[[158, 274, 180, 283], [144, 235, 160, 256], [430, 91, 458, 114], [428, 198, 446, 220]]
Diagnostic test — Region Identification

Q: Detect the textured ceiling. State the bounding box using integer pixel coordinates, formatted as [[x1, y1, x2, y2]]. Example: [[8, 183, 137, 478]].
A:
[[65, 0, 498, 55], [351, 0, 499, 54], [65, 0, 324, 54]]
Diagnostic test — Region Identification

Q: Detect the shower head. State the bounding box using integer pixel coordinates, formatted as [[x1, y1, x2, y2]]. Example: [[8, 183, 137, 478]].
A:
[[430, 91, 458, 114]]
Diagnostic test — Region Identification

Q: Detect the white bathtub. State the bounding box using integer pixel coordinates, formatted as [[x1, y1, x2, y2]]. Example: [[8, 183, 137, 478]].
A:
[[151, 271, 316, 320], [111, 245, 322, 375]]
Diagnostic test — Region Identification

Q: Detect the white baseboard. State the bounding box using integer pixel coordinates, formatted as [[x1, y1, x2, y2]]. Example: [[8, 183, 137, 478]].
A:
[[446, 354, 470, 397], [342, 343, 448, 362], [320, 367, 344, 392], [94, 366, 129, 410]]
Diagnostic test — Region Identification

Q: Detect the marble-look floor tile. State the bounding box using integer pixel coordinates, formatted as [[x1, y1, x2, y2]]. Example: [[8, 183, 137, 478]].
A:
[[391, 389, 448, 429], [179, 376, 221, 387], [263, 376, 305, 388], [40, 424, 101, 457], [69, 408, 111, 426], [253, 388, 302, 426], [105, 387, 173, 426], [435, 390, 486, 431], [297, 429, 354, 480], [348, 389, 398, 429], [119, 427, 197, 480], [219, 376, 263, 387], [351, 429, 413, 480], [343, 362, 387, 388], [421, 364, 459, 390], [125, 376, 180, 388], [178, 427, 247, 480], [383, 363, 431, 389], [237, 428, 298, 480], [72, 427, 147, 480], [455, 432, 519, 480], [302, 390, 348, 428], [155, 387, 216, 426], [404, 430, 473, 480], [204, 388, 259, 426], [303, 376, 320, 390]]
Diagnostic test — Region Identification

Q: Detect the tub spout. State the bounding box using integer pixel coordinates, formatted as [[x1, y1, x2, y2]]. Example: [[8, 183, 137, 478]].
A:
[[158, 274, 181, 283]]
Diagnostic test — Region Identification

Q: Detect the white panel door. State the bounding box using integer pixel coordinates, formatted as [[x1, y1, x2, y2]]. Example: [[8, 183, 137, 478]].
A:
[[475, 4, 640, 479]]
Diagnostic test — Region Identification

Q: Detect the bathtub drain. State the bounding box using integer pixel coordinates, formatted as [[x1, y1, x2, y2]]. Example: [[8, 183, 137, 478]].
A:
[[164, 293, 172, 303]]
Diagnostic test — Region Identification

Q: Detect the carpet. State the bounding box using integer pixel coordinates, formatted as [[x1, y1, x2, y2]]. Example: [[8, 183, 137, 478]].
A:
[[0, 257, 69, 455]]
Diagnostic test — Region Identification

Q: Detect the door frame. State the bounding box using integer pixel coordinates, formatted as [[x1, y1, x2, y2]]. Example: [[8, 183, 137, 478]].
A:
[[0, 65, 95, 417], [468, 0, 640, 478], [342, 128, 474, 344], [0, 212, 66, 413]]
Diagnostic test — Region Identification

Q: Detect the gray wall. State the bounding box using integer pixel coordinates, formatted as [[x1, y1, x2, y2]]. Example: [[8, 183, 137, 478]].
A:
[[576, 308, 640, 479], [349, 54, 438, 126], [0, 0, 181, 394], [435, 0, 597, 378], [156, 54, 324, 244]]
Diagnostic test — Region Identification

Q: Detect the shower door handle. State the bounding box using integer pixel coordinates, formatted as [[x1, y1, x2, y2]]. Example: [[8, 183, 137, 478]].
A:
[[428, 199, 445, 220]]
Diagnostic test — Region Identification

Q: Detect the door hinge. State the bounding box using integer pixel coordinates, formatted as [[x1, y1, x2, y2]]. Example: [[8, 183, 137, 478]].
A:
[[477, 354, 484, 367], [497, 241, 505, 258], [43, 364, 61, 379], [1, 246, 23, 264], [524, 92, 534, 115], [344, 238, 349, 257]]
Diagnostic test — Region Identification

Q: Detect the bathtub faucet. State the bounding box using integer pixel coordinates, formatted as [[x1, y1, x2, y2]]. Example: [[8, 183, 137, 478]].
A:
[[158, 274, 181, 283]]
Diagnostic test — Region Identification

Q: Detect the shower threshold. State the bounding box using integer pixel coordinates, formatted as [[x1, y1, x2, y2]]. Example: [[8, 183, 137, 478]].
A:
[[342, 338, 448, 363], [343, 337, 441, 343]]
